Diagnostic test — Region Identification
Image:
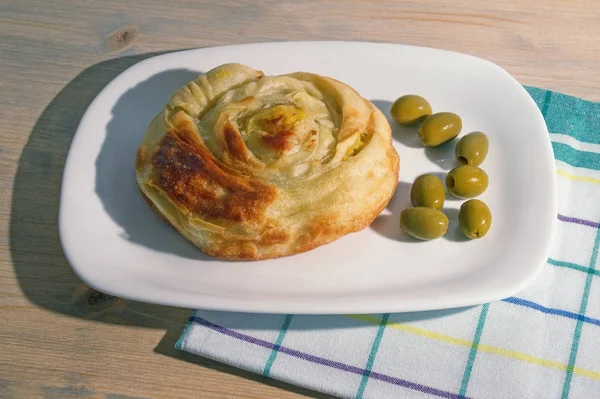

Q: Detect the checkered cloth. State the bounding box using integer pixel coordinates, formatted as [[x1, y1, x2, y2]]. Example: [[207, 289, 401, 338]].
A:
[[176, 87, 600, 399]]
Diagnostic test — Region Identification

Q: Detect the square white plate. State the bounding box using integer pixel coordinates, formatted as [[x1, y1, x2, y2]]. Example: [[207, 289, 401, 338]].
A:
[[59, 41, 557, 314]]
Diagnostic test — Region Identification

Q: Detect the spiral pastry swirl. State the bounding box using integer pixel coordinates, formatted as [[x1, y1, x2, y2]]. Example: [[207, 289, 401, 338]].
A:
[[136, 63, 399, 260]]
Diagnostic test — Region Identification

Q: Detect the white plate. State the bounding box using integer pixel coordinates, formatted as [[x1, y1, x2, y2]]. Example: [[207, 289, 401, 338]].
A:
[[59, 41, 556, 314]]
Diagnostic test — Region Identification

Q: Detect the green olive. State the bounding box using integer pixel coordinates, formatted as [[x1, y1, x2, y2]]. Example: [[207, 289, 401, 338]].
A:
[[418, 112, 462, 147], [446, 165, 488, 198], [410, 174, 445, 210], [390, 95, 432, 125], [456, 132, 489, 166], [400, 207, 449, 240], [459, 199, 492, 239]]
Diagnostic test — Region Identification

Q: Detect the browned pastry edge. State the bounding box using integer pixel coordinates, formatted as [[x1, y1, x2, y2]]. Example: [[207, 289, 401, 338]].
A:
[[137, 151, 399, 261]]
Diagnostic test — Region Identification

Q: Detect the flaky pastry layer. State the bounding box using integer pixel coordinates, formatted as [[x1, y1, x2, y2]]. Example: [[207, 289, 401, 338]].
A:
[[136, 63, 399, 260]]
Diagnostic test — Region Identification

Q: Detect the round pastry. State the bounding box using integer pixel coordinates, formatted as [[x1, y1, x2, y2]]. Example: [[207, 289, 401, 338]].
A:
[[135, 63, 399, 260]]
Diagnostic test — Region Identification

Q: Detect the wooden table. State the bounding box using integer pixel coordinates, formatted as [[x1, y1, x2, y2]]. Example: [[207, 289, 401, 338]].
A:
[[2, 1, 598, 398]]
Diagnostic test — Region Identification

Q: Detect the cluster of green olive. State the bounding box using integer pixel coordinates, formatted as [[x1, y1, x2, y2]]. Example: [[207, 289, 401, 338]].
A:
[[391, 95, 492, 240]]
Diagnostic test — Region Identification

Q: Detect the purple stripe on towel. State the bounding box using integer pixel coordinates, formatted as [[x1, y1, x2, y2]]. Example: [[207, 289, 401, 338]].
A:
[[557, 214, 600, 228]]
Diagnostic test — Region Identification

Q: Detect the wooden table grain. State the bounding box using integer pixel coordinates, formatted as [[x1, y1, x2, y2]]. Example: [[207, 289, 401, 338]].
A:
[[1, 1, 599, 398]]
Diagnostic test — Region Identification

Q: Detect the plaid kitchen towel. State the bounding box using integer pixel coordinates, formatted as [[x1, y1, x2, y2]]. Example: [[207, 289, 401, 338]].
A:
[[176, 87, 600, 399]]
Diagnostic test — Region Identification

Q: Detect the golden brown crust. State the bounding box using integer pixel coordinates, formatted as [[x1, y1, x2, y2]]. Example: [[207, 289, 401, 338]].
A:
[[135, 63, 399, 260], [150, 131, 276, 224]]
